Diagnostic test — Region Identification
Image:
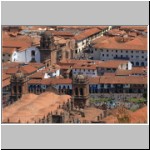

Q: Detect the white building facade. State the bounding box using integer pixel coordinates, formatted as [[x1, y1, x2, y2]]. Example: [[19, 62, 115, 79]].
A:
[[11, 46, 41, 63], [75, 26, 113, 54], [91, 48, 147, 66]]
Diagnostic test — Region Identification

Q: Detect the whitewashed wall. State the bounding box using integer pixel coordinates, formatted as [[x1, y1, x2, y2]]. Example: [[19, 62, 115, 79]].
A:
[[92, 48, 147, 66], [12, 47, 40, 63]]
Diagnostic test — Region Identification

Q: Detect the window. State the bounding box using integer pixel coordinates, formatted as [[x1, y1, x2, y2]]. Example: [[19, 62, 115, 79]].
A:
[[131, 51, 133, 53], [107, 54, 109, 57], [142, 51, 144, 54], [131, 55, 133, 58], [136, 62, 139, 66], [116, 50, 118, 52], [80, 88, 83, 96], [107, 50, 109, 52], [75, 50, 77, 54], [3, 54, 5, 57], [121, 50, 123, 53], [102, 54, 105, 56], [8, 54, 11, 57], [75, 88, 78, 96], [142, 56, 144, 58], [126, 51, 128, 53], [141, 62, 144, 66], [31, 50, 35, 56]]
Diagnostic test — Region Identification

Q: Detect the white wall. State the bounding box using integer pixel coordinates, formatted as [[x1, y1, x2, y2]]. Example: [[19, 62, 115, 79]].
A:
[[44, 69, 60, 78], [92, 48, 147, 66], [12, 47, 41, 63]]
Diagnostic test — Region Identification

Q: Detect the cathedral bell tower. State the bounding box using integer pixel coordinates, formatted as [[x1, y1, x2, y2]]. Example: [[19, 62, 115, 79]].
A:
[[72, 74, 89, 108], [40, 31, 57, 66], [10, 66, 28, 102]]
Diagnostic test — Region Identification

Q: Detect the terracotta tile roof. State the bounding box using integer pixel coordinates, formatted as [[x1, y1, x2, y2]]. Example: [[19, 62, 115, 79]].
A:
[[120, 26, 147, 31], [99, 76, 147, 85], [21, 65, 37, 74], [60, 59, 127, 70], [74, 28, 101, 41], [103, 72, 116, 76], [45, 30, 74, 36], [28, 63, 45, 69], [2, 79, 10, 88], [97, 60, 129, 69], [107, 29, 126, 36], [116, 67, 147, 76], [93, 36, 147, 51], [2, 62, 21, 69], [2, 73, 11, 81], [3, 47, 16, 54], [5, 68, 18, 74], [29, 72, 45, 79], [5, 65, 37, 75], [89, 77, 100, 84], [28, 79, 42, 84], [29, 78, 72, 85], [2, 40, 31, 48]]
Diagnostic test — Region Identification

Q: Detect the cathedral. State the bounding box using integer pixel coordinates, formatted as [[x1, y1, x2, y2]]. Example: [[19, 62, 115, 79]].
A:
[[39, 30, 75, 66]]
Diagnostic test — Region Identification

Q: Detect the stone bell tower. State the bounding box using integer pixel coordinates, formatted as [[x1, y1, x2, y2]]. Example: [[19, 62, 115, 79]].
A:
[[72, 74, 89, 108], [10, 66, 28, 102], [40, 31, 57, 66]]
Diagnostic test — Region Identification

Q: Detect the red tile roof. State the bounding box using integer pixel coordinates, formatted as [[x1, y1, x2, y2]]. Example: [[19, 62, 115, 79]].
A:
[[45, 30, 74, 37], [2, 79, 10, 88], [74, 28, 101, 41], [5, 65, 37, 75], [2, 73, 11, 81], [28, 63, 45, 69], [120, 26, 147, 31], [116, 67, 147, 76], [97, 60, 129, 69], [3, 47, 16, 54], [99, 76, 147, 85], [93, 36, 147, 51]]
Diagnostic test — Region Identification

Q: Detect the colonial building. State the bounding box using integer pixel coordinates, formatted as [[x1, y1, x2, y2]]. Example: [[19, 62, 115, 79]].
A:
[[2, 40, 40, 63], [90, 35, 147, 66], [73, 26, 112, 56], [39, 30, 75, 66], [59, 59, 132, 77]]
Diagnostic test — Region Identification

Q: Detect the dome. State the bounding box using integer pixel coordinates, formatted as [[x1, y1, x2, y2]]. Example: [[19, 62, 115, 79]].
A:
[[15, 69, 24, 78], [76, 74, 85, 80]]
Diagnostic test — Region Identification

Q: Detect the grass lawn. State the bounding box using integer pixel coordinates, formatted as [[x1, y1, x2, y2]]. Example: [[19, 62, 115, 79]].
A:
[[128, 97, 146, 103]]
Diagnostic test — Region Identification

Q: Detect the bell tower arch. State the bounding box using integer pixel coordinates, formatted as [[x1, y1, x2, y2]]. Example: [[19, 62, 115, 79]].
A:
[[72, 74, 89, 108]]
